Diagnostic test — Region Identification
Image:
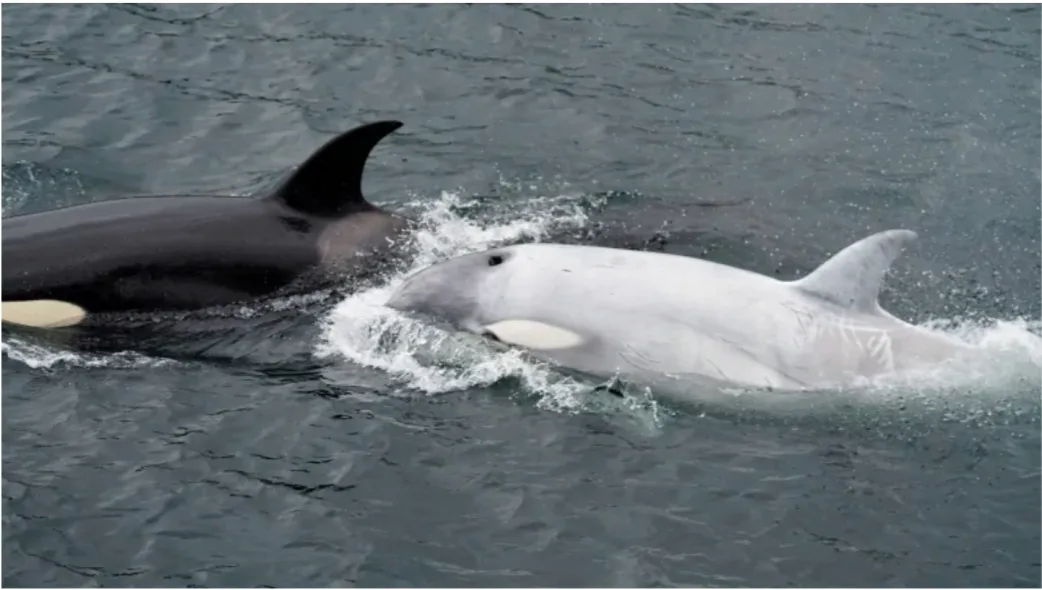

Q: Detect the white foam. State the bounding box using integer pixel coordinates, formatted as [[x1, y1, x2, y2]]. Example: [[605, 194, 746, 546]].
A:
[[0, 338, 176, 370]]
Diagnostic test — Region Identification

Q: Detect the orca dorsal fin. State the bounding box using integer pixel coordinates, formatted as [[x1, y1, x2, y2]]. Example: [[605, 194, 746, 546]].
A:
[[269, 120, 403, 218], [792, 229, 918, 312]]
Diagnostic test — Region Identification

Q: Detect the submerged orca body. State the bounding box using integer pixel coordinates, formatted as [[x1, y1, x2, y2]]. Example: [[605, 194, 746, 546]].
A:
[[2, 121, 413, 329]]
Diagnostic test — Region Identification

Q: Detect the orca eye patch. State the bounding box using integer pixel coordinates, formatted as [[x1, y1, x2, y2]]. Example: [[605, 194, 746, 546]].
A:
[[487, 254, 504, 267]]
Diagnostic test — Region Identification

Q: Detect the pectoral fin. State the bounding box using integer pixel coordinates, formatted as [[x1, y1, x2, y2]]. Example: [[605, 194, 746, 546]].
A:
[[482, 319, 585, 351]]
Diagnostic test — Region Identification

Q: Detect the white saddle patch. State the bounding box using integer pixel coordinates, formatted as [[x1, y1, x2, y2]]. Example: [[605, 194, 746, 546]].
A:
[[1, 300, 87, 328], [483, 319, 584, 351]]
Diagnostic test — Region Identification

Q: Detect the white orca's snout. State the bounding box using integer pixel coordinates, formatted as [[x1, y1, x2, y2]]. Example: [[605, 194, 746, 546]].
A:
[[385, 248, 513, 328], [385, 263, 440, 312], [384, 282, 414, 311], [385, 274, 422, 313], [383, 264, 474, 324]]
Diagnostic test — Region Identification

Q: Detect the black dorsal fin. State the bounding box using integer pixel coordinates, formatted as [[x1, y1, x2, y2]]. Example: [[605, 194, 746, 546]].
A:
[[269, 120, 403, 218]]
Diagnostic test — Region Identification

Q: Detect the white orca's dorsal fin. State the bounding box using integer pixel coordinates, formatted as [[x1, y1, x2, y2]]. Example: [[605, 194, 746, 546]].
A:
[[270, 120, 403, 218], [793, 229, 918, 312]]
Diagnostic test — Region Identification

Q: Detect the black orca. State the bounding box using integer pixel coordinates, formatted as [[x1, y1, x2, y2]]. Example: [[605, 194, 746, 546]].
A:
[[2, 120, 413, 329]]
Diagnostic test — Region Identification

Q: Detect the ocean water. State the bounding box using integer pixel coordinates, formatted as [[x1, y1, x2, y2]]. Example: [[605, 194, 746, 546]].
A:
[[2, 4, 1040, 587]]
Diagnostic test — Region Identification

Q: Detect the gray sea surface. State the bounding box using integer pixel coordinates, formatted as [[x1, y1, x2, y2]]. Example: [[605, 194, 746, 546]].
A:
[[2, 4, 1040, 587]]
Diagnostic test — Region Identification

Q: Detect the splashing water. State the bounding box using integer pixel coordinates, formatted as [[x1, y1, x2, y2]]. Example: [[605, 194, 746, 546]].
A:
[[0, 337, 178, 370]]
